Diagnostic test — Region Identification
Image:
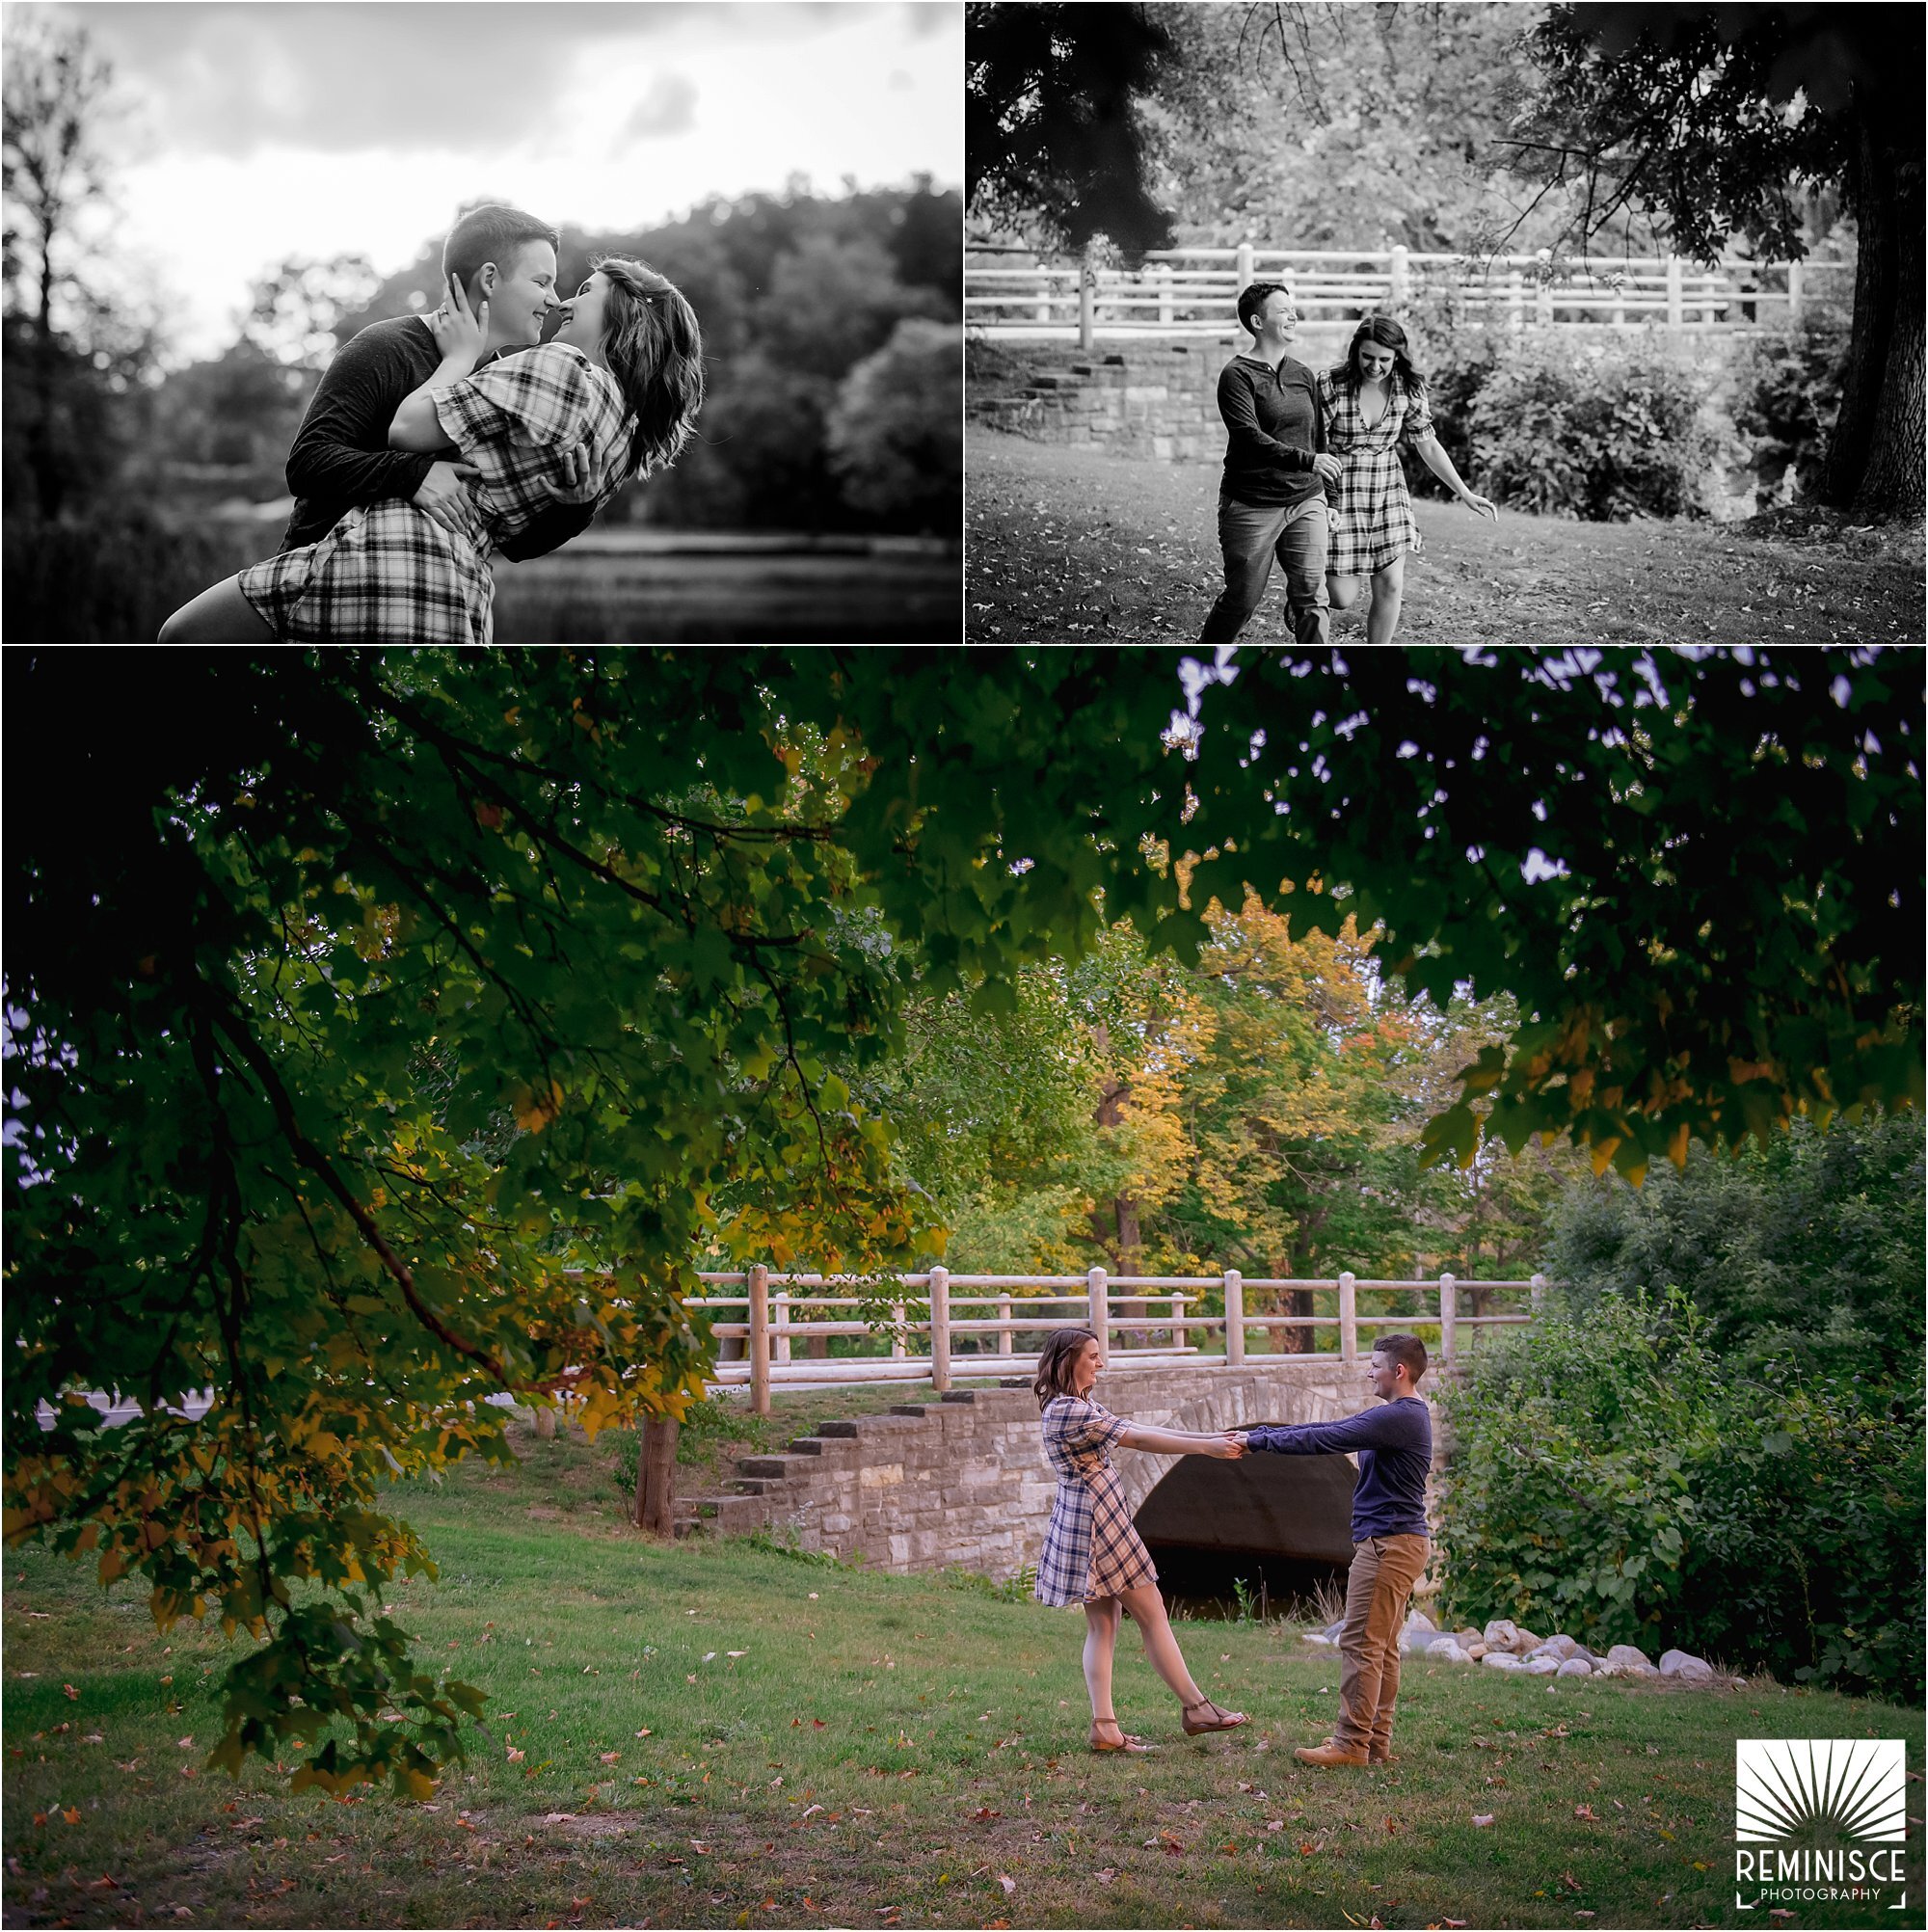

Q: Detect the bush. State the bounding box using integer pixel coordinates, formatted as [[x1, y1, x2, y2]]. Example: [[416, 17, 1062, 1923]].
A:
[[1436, 1292, 1925, 1703], [2, 504, 264, 642], [826, 319, 964, 534], [1731, 317, 1851, 503], [1464, 334, 1715, 520]]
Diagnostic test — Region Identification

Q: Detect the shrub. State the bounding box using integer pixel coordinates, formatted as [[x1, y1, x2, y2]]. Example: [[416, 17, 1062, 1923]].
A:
[[826, 319, 964, 534], [1730, 317, 1851, 502], [1464, 334, 1715, 520], [1436, 1291, 1924, 1703]]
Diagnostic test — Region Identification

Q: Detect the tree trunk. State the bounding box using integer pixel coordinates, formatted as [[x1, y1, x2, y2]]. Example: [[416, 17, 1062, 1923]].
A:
[[1825, 84, 1925, 517], [635, 1416, 680, 1536], [32, 228, 63, 520]]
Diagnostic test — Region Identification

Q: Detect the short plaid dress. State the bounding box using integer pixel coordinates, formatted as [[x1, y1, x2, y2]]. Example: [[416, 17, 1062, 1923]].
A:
[[238, 342, 631, 643], [1033, 1396, 1159, 1607], [1316, 369, 1436, 578]]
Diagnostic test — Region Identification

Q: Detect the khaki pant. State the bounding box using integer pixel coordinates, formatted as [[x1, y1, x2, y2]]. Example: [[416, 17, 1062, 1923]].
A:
[[1333, 1532, 1431, 1755]]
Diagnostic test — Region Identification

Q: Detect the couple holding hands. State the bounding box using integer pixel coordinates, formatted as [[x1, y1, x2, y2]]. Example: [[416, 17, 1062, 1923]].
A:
[[1031, 1327, 1433, 1768]]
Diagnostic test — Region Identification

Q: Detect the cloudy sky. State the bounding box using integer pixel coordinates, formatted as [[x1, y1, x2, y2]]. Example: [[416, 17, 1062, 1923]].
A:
[[39, 1, 961, 362]]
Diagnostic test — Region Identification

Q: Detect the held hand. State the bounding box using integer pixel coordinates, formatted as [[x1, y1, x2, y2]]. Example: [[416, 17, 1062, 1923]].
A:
[[1213, 1431, 1246, 1460], [536, 439, 599, 506], [1312, 452, 1344, 484], [412, 458, 480, 535], [430, 272, 488, 368], [1461, 490, 1498, 521]]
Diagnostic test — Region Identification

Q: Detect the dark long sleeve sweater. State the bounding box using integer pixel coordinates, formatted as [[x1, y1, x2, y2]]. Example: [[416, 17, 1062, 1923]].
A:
[[1245, 1395, 1432, 1541], [1216, 352, 1330, 509], [279, 314, 596, 561]]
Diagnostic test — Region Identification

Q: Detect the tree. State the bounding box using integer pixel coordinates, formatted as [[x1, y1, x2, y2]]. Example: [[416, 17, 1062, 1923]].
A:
[[2, 7, 125, 516], [6, 645, 1916, 1798], [966, 2, 1178, 255], [1180, 646, 1922, 1179], [244, 254, 383, 372], [1501, 2, 1923, 518], [826, 319, 965, 532]]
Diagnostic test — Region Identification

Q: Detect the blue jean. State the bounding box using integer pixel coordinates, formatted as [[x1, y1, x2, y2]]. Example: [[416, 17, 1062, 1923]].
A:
[[1199, 495, 1330, 644]]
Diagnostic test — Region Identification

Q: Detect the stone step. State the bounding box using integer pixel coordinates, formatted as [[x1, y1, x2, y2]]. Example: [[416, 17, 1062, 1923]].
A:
[[786, 1436, 824, 1455], [736, 1455, 801, 1478], [888, 1403, 936, 1418], [815, 1419, 864, 1438]]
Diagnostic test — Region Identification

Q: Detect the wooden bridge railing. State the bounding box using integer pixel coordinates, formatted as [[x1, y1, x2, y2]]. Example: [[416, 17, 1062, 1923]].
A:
[[965, 243, 1853, 350], [683, 1266, 1547, 1415]]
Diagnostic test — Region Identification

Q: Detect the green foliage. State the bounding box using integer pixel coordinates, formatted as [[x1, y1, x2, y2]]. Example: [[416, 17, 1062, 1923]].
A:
[[1436, 1293, 1924, 1702], [1731, 318, 1852, 503], [743, 1526, 850, 1569], [1545, 1114, 1925, 1371], [1464, 334, 1716, 521], [1184, 648, 1922, 1179]]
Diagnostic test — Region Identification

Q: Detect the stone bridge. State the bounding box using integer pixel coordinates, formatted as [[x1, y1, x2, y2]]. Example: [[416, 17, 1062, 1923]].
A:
[[683, 1361, 1452, 1589]]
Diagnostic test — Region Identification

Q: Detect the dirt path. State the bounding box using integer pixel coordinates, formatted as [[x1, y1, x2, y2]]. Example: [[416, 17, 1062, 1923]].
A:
[[966, 426, 1923, 644]]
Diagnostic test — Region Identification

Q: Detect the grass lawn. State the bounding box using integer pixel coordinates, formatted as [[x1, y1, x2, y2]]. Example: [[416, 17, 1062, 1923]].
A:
[[964, 425, 1925, 644], [6, 1416, 1920, 1930]]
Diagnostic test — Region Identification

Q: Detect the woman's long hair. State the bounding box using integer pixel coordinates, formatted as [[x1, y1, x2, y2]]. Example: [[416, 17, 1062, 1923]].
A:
[[591, 255, 704, 481], [1034, 1328, 1097, 1409], [1331, 314, 1427, 398]]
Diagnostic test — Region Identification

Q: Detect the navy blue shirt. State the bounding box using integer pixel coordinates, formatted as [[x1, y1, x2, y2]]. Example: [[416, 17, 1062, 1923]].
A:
[[1245, 1395, 1432, 1542]]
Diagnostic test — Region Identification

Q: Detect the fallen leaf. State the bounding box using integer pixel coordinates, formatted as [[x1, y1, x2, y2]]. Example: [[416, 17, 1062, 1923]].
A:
[[61, 1807, 81, 1825], [1574, 1804, 1599, 1821], [998, 1875, 1016, 1895], [1471, 1813, 1494, 1828], [599, 1753, 620, 1765]]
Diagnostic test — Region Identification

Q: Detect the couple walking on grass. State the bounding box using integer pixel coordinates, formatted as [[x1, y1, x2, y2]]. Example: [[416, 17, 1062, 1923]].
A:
[[1032, 1327, 1432, 1767], [159, 204, 704, 643], [1199, 285, 1497, 645]]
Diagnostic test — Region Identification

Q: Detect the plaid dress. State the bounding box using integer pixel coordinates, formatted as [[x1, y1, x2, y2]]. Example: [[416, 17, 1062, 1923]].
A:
[[238, 343, 630, 643], [1033, 1396, 1159, 1608], [1316, 369, 1435, 577]]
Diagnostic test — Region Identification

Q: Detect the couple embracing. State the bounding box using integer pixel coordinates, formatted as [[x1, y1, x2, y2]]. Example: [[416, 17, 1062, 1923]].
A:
[[161, 204, 703, 642], [1031, 1327, 1432, 1768], [1199, 282, 1496, 645]]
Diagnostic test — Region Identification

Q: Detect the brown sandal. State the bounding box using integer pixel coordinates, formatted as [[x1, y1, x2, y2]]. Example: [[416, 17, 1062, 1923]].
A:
[[1089, 1718, 1156, 1755], [1181, 1697, 1248, 1737]]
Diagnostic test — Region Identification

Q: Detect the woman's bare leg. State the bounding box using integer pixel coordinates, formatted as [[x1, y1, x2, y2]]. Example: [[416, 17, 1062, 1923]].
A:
[[1365, 558, 1406, 643], [1326, 573, 1365, 612], [157, 576, 275, 642], [1116, 1582, 1206, 1706], [1083, 1597, 1122, 1725]]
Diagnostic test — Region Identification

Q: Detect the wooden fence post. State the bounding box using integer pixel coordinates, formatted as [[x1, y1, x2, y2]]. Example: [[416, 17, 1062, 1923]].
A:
[[1665, 255, 1683, 328], [890, 1299, 906, 1360], [998, 1291, 1013, 1355], [1338, 1270, 1358, 1363], [1530, 1272, 1546, 1320], [749, 1262, 770, 1417], [635, 1415, 680, 1536], [1389, 244, 1409, 310], [928, 1265, 951, 1393], [1222, 1269, 1244, 1367], [1078, 265, 1096, 354], [1785, 259, 1804, 324], [772, 1285, 791, 1365], [1439, 1272, 1458, 1366], [1169, 1292, 1185, 1352], [1086, 1266, 1110, 1356]]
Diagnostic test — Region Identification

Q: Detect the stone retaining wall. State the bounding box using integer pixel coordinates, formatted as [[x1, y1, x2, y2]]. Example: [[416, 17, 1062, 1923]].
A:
[[687, 1361, 1451, 1583]]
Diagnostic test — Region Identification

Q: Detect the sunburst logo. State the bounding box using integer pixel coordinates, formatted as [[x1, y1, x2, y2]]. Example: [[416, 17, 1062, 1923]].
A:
[[1736, 1739, 1907, 1843]]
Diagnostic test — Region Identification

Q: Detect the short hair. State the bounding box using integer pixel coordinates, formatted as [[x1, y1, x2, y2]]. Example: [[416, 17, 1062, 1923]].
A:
[[1237, 279, 1292, 335], [1033, 1328, 1097, 1409], [1373, 1332, 1428, 1384], [442, 204, 559, 297]]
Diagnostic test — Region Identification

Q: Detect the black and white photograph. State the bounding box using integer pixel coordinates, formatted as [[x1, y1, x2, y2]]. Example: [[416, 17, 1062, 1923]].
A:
[[3, 0, 964, 640], [965, 1, 1923, 643]]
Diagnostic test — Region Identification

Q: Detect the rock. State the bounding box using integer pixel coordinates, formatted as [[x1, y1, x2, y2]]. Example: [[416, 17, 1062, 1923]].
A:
[[1483, 1651, 1525, 1672], [1299, 1631, 1334, 1646], [1403, 1608, 1438, 1637], [1325, 1621, 1346, 1645], [1466, 1642, 1487, 1660], [1521, 1654, 1562, 1676], [1456, 1628, 1484, 1650], [1605, 1644, 1660, 1678], [1529, 1634, 1583, 1661], [1483, 1619, 1521, 1652], [1557, 1658, 1593, 1677], [1426, 1637, 1471, 1663], [1514, 1627, 1543, 1652], [1660, 1649, 1714, 1684]]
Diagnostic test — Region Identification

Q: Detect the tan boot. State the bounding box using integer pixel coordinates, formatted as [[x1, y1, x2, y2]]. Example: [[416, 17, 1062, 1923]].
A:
[[1294, 1740, 1369, 1767]]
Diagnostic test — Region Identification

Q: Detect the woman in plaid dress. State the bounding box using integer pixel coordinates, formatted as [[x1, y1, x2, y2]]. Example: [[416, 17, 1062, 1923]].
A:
[[1033, 1328, 1249, 1753], [1318, 316, 1495, 642], [165, 257, 701, 643]]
